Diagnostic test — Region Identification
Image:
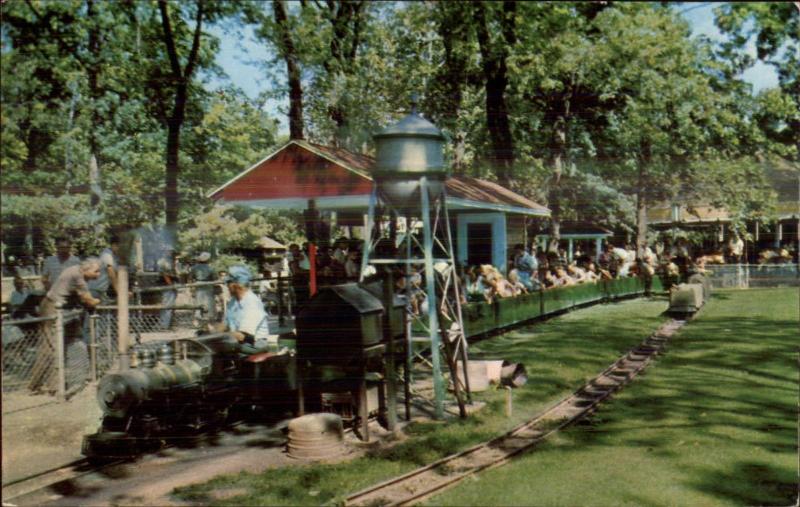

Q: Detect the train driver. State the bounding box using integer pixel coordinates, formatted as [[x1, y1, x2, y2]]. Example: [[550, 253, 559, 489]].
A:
[[224, 265, 275, 353]]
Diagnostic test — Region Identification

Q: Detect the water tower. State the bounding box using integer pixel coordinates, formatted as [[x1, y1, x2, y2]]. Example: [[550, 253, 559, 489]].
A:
[[360, 98, 470, 419]]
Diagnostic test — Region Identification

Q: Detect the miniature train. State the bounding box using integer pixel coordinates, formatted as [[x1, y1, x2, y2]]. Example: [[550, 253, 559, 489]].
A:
[[82, 333, 295, 458], [83, 274, 706, 459]]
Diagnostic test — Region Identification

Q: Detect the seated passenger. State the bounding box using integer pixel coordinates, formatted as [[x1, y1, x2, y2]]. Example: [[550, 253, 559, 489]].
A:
[[584, 260, 610, 281], [224, 265, 276, 353], [465, 266, 487, 302], [566, 263, 588, 283], [507, 269, 528, 296], [542, 269, 558, 289], [553, 266, 576, 287], [490, 268, 515, 299]]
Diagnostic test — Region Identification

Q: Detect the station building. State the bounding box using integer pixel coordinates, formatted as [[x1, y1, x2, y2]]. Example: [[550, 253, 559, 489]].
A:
[[647, 158, 800, 262], [208, 140, 550, 272]]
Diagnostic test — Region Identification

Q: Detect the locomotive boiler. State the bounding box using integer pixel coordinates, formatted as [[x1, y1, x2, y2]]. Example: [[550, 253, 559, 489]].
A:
[[82, 333, 296, 459]]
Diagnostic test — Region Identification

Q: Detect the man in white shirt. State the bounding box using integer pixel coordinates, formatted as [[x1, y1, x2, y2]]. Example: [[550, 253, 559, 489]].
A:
[[224, 265, 275, 352], [42, 237, 80, 290]]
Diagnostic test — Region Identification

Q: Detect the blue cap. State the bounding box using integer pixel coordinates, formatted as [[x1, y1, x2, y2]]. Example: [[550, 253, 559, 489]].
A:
[[225, 265, 251, 284]]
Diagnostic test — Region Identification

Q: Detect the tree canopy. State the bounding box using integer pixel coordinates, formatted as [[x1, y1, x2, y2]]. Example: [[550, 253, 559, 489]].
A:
[[1, 1, 795, 259]]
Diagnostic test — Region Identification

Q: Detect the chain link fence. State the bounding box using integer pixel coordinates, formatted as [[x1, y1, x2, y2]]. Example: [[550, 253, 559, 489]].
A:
[[2, 315, 56, 395], [2, 310, 83, 405], [704, 263, 799, 288], [1, 275, 294, 412]]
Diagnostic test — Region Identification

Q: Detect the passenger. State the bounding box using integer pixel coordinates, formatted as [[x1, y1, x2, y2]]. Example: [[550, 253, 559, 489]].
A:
[[581, 261, 603, 282], [566, 263, 588, 283], [542, 269, 558, 289], [726, 234, 744, 264], [512, 244, 537, 291], [607, 243, 633, 277], [224, 265, 275, 352], [507, 269, 528, 296], [465, 266, 487, 302], [553, 266, 576, 287]]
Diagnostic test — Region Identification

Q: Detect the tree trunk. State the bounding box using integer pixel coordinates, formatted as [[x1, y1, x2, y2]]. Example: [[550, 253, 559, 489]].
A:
[[274, 0, 304, 140], [86, 0, 102, 212], [548, 119, 566, 247], [485, 74, 515, 186], [164, 85, 185, 227], [158, 0, 204, 228], [636, 167, 648, 254], [475, 1, 516, 188]]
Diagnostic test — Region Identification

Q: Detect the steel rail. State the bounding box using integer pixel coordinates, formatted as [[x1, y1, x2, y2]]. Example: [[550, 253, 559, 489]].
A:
[[345, 319, 687, 507], [1, 457, 126, 502], [1, 416, 253, 504]]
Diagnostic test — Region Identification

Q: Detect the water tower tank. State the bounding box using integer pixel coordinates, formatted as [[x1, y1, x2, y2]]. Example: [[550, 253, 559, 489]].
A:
[[373, 103, 447, 212]]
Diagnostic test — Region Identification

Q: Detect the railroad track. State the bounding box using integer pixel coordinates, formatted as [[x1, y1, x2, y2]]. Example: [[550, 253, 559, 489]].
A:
[[345, 318, 687, 507], [1, 418, 254, 505], [1, 457, 125, 504]]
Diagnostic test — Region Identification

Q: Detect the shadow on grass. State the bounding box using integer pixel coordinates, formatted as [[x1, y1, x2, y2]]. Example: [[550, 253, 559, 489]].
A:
[[689, 460, 798, 506]]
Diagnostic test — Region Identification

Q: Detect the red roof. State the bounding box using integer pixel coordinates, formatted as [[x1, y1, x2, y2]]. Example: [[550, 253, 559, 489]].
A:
[[210, 140, 549, 216]]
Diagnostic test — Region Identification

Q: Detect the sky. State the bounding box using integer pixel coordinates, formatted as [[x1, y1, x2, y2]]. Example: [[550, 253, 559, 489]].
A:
[[210, 2, 781, 135]]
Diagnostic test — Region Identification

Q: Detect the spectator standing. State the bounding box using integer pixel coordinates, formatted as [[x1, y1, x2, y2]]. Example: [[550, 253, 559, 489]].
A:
[[191, 252, 217, 323], [344, 249, 360, 279], [9, 275, 30, 312], [29, 258, 101, 393], [88, 235, 121, 302], [157, 249, 177, 330], [42, 237, 80, 291]]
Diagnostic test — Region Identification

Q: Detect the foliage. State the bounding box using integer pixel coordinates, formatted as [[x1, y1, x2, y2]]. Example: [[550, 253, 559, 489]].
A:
[[1, 1, 794, 257], [0, 194, 105, 255], [180, 205, 303, 258]]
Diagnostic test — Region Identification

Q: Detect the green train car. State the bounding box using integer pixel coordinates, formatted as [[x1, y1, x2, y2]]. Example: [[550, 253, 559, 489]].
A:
[[414, 276, 662, 339]]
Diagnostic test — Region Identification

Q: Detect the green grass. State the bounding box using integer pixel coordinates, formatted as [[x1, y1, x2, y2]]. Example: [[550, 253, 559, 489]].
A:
[[172, 297, 668, 506], [431, 288, 800, 507]]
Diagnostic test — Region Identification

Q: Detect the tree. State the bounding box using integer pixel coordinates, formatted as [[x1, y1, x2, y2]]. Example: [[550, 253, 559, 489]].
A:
[[156, 0, 208, 228], [473, 1, 517, 187], [272, 0, 304, 140], [714, 3, 800, 161]]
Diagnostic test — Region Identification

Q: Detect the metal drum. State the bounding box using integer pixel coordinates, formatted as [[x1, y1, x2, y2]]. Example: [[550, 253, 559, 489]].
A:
[[286, 413, 345, 460]]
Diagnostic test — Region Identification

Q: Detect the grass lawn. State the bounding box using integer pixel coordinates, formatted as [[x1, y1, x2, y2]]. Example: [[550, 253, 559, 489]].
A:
[[432, 288, 800, 507], [173, 297, 669, 506]]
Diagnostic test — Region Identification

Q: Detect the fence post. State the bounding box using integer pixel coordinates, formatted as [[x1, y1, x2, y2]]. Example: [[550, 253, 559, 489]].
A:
[[117, 266, 130, 370], [277, 274, 285, 326], [105, 311, 112, 370], [55, 308, 66, 400], [89, 314, 98, 382]]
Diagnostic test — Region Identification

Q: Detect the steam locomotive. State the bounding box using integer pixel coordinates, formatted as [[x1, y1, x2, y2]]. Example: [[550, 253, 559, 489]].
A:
[[82, 333, 296, 459]]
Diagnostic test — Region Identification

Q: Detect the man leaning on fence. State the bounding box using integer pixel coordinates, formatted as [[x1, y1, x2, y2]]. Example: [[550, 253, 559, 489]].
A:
[[29, 258, 102, 394]]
